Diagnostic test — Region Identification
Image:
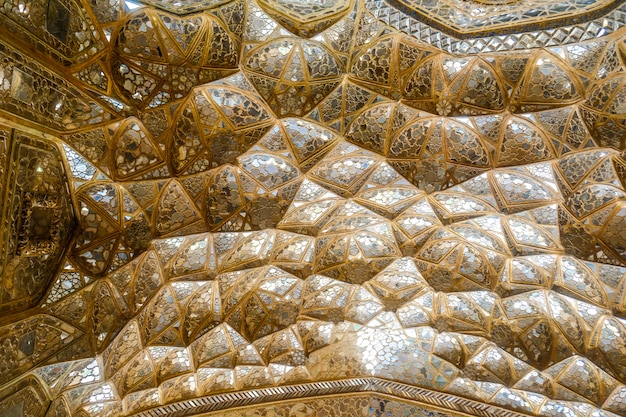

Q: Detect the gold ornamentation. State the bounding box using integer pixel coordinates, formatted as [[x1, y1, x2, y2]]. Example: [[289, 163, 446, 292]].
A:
[[0, 0, 624, 417]]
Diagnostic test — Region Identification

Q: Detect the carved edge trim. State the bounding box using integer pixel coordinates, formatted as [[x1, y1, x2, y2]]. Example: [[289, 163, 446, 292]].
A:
[[384, 0, 626, 39], [366, 0, 626, 53], [132, 378, 530, 417]]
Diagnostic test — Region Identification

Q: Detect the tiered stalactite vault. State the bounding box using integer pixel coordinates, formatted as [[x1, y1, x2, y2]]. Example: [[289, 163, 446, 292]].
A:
[[0, 0, 626, 416]]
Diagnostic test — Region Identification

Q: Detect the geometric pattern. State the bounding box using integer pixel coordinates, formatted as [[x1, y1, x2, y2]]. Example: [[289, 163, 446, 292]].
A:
[[0, 0, 624, 417], [387, 0, 624, 37], [369, 0, 626, 54]]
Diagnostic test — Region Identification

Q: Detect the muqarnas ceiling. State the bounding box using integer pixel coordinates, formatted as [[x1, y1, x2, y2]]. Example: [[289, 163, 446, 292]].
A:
[[0, 0, 624, 417]]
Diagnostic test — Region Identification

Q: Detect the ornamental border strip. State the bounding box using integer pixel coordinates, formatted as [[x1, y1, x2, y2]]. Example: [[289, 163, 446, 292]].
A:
[[384, 0, 626, 39], [367, 0, 626, 53], [133, 378, 530, 417]]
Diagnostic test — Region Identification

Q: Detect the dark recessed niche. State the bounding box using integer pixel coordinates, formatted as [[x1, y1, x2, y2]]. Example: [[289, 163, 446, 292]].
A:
[[0, 402, 24, 417], [10, 69, 34, 103], [46, 0, 70, 42], [28, 206, 54, 242], [18, 331, 36, 356]]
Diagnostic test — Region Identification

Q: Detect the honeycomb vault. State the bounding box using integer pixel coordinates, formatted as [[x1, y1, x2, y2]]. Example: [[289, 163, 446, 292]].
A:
[[1, 0, 626, 416]]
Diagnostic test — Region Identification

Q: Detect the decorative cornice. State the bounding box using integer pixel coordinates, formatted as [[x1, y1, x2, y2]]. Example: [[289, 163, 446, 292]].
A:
[[133, 378, 530, 417], [368, 0, 626, 53]]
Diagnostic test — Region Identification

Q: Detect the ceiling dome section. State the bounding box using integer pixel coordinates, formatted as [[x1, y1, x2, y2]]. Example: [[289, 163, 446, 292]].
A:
[[345, 102, 493, 191], [1, 0, 626, 416], [510, 52, 583, 112], [583, 72, 626, 149], [403, 55, 507, 115], [255, 0, 354, 37], [72, 182, 152, 275], [112, 7, 242, 108], [168, 80, 275, 175], [243, 37, 345, 117]]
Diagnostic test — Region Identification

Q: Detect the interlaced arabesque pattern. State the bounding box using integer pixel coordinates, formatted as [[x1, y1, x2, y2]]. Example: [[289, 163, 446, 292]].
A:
[[2, 0, 626, 416]]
